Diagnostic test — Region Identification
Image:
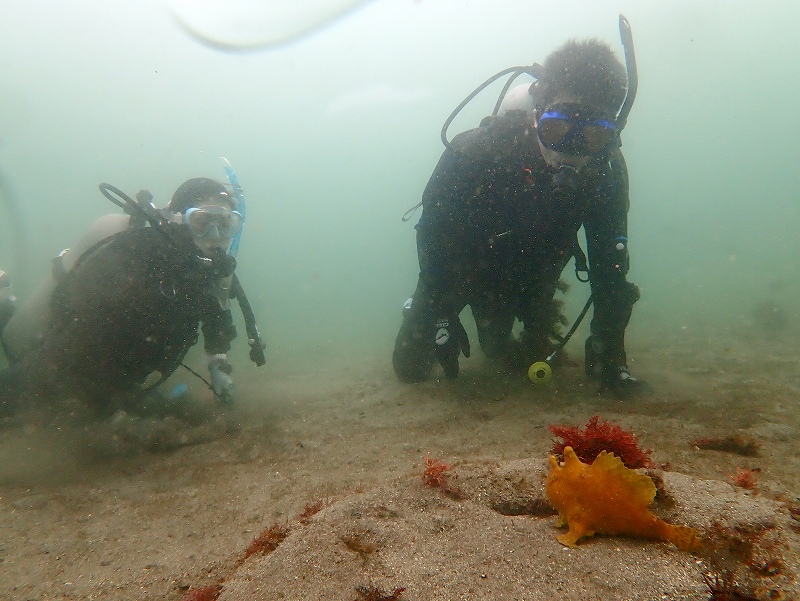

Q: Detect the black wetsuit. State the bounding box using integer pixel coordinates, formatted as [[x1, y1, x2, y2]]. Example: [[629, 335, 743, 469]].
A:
[[393, 111, 640, 381], [0, 224, 236, 412]]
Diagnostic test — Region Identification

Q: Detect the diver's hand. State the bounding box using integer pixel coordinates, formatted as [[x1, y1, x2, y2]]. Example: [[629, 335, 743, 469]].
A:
[[208, 353, 234, 403], [248, 334, 266, 366], [433, 316, 471, 379], [393, 300, 433, 383]]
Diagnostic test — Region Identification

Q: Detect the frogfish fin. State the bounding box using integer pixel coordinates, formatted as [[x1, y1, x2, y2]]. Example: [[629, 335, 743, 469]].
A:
[[557, 523, 591, 547], [562, 446, 582, 466], [591, 450, 656, 506], [665, 524, 703, 552]]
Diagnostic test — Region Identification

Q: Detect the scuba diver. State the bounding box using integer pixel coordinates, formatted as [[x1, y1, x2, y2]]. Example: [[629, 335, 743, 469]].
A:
[[0, 174, 265, 416], [393, 20, 651, 399]]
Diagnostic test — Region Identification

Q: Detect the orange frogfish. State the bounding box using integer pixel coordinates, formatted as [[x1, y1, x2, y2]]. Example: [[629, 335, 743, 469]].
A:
[[546, 446, 701, 551]]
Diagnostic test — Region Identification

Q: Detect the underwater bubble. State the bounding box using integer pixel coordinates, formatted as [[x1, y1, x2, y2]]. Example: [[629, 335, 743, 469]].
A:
[[166, 0, 376, 50]]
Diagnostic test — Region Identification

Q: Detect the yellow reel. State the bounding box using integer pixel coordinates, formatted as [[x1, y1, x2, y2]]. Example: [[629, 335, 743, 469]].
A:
[[528, 361, 552, 385]]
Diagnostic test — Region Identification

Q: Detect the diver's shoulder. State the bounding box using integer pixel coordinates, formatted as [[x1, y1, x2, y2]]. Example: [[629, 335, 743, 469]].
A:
[[449, 111, 536, 163], [110, 222, 193, 252]]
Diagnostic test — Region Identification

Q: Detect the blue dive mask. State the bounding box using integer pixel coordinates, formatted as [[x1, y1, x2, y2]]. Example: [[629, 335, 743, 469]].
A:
[[537, 106, 618, 156]]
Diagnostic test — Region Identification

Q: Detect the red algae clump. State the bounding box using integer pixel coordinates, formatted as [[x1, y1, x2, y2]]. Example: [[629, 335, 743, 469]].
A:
[[296, 499, 327, 524], [728, 467, 760, 491], [422, 453, 450, 488], [236, 522, 290, 567], [549, 415, 652, 469]]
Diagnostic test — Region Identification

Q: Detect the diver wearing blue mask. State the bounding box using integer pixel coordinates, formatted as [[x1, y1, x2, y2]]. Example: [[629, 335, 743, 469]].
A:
[[394, 31, 651, 399]]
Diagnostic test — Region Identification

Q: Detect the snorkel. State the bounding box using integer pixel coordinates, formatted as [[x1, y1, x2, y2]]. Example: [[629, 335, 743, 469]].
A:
[[217, 157, 265, 366], [615, 15, 638, 132], [220, 156, 245, 257]]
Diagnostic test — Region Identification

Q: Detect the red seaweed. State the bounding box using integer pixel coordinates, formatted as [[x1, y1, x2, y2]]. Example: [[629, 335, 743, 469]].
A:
[[234, 522, 290, 568], [422, 453, 450, 488], [296, 499, 326, 524], [727, 467, 760, 491], [549, 415, 652, 468]]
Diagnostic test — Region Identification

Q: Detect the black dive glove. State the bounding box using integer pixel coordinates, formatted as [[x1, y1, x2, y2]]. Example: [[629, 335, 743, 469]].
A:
[[393, 299, 471, 382], [433, 316, 471, 379], [393, 299, 434, 383]]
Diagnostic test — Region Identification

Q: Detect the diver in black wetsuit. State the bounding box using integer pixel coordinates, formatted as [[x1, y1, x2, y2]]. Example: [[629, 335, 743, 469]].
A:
[[393, 36, 651, 399], [0, 177, 265, 415]]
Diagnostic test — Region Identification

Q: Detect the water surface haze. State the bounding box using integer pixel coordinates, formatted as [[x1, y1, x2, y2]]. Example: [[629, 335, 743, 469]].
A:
[[1, 0, 797, 365]]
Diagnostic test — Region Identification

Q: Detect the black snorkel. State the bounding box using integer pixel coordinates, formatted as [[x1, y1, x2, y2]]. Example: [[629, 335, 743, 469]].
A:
[[615, 14, 638, 133]]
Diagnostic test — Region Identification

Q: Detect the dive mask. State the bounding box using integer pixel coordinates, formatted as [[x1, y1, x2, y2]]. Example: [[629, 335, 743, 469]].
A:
[[537, 106, 618, 157], [184, 206, 243, 239]]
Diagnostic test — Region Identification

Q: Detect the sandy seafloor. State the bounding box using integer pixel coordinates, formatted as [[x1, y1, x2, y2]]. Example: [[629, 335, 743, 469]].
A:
[[1, 323, 799, 601]]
